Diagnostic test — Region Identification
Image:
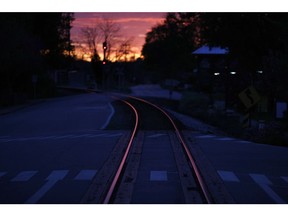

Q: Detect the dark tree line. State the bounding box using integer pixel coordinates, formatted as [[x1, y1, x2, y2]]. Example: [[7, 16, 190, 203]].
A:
[[142, 12, 288, 101], [142, 13, 200, 75], [0, 13, 74, 105], [199, 13, 288, 100]]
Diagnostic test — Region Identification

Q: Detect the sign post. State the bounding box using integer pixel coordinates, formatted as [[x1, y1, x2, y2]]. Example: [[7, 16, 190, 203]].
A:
[[238, 86, 261, 128]]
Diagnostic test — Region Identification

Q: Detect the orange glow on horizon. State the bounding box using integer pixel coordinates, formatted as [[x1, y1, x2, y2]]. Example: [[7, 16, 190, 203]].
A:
[[73, 43, 143, 62]]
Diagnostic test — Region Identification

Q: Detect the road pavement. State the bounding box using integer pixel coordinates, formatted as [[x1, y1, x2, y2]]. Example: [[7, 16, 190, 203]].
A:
[[0, 93, 121, 203], [129, 84, 288, 204], [1, 85, 288, 204], [184, 131, 288, 204]]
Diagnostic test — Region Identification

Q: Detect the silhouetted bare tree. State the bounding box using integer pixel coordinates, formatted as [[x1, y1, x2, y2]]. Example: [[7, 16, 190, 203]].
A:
[[81, 26, 101, 61], [116, 37, 134, 62], [98, 18, 121, 61], [79, 18, 121, 62]]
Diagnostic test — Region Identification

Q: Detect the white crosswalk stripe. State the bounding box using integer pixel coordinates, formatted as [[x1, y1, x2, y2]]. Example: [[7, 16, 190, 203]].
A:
[[250, 173, 286, 204], [150, 171, 168, 181], [249, 173, 272, 185], [25, 170, 69, 204], [217, 170, 287, 203], [11, 171, 38, 182], [1, 169, 98, 182], [74, 170, 97, 180], [281, 176, 288, 183], [217, 170, 240, 182]]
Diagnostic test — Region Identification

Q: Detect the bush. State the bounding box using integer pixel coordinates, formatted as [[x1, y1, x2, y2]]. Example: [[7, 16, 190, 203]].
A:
[[178, 90, 242, 136], [179, 91, 210, 115], [244, 121, 288, 146]]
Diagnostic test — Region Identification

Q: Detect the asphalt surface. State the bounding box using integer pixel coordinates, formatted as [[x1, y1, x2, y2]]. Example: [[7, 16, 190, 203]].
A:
[[1, 85, 288, 204], [187, 131, 288, 204], [0, 93, 122, 203]]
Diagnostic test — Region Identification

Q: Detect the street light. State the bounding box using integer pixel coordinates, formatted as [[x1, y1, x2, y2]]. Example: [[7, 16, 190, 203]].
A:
[[103, 41, 107, 50]]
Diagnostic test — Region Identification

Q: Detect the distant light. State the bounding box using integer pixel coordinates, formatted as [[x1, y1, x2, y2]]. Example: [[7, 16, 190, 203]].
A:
[[214, 72, 220, 76], [257, 70, 263, 74], [230, 71, 236, 75], [103, 61, 106, 65]]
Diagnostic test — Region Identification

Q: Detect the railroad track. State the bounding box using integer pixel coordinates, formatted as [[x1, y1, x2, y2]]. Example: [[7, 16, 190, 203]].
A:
[[81, 93, 234, 204]]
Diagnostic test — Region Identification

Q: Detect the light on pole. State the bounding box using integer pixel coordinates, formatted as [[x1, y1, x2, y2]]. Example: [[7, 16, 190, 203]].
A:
[[103, 41, 107, 64]]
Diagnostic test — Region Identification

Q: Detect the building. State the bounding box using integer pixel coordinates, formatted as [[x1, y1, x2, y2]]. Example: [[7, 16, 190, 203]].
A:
[[192, 45, 241, 109]]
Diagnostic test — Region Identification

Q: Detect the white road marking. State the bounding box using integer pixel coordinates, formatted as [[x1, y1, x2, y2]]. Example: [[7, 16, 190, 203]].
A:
[[0, 133, 120, 142], [38, 136, 57, 140], [93, 106, 109, 109], [69, 134, 94, 138], [150, 171, 168, 181], [25, 170, 68, 204], [236, 140, 252, 144], [11, 171, 38, 182], [79, 129, 100, 133], [195, 135, 216, 139], [216, 137, 235, 141], [77, 106, 107, 110], [100, 103, 115, 130], [250, 173, 286, 204], [281, 176, 288, 183], [217, 170, 240, 182], [52, 135, 75, 139], [87, 133, 107, 137], [0, 136, 57, 142], [105, 133, 123, 138], [250, 174, 272, 184], [74, 170, 97, 180], [147, 134, 167, 138]]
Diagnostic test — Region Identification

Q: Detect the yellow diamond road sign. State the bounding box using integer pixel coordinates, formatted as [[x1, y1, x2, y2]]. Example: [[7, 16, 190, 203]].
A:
[[239, 86, 261, 109]]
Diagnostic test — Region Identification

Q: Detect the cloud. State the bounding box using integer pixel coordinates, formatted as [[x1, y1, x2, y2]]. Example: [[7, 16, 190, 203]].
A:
[[72, 15, 165, 29], [71, 12, 166, 60], [138, 34, 146, 38]]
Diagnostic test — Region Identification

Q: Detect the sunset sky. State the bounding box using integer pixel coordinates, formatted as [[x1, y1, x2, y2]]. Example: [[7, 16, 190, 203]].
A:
[[71, 12, 166, 61], [2, 1, 282, 61]]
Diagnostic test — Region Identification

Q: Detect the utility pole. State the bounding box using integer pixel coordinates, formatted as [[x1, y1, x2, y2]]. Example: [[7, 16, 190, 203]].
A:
[[103, 41, 107, 64], [102, 41, 108, 88]]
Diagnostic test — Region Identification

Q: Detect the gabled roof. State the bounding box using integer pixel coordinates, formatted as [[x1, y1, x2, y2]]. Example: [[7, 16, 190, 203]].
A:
[[192, 45, 229, 55]]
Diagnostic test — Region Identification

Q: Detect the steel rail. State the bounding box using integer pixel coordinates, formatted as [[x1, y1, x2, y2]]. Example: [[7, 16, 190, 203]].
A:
[[127, 95, 213, 204], [102, 99, 139, 204]]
